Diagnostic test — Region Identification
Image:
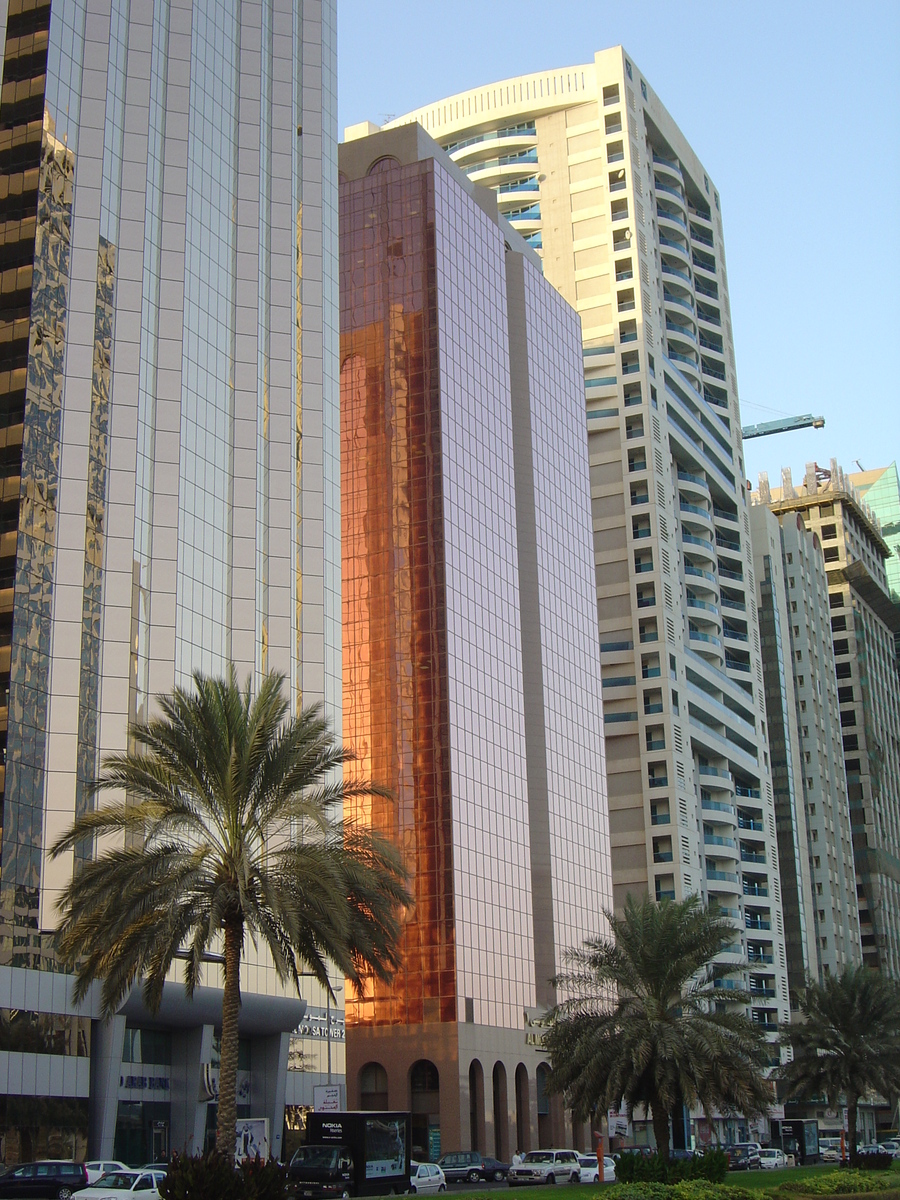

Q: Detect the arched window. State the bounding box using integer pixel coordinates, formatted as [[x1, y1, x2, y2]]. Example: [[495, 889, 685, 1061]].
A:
[[359, 1061, 388, 1110], [469, 1059, 485, 1152], [410, 1060, 440, 1161], [515, 1063, 530, 1155], [367, 156, 400, 175]]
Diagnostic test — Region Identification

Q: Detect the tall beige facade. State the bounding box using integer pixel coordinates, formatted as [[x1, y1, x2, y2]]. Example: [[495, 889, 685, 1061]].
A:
[[755, 462, 900, 978], [359, 45, 793, 1107], [749, 505, 862, 987]]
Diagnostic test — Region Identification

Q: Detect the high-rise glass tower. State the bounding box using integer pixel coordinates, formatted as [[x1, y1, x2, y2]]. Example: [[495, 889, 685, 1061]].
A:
[[370, 47, 792, 1138], [0, 0, 338, 1163], [339, 124, 610, 1158]]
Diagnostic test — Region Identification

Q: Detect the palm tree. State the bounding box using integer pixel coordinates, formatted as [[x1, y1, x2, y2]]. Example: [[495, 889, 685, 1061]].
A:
[[544, 893, 772, 1159], [50, 668, 411, 1157], [779, 966, 900, 1160]]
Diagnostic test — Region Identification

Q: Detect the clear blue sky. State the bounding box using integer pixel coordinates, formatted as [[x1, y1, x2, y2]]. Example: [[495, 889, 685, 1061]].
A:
[[338, 0, 899, 487]]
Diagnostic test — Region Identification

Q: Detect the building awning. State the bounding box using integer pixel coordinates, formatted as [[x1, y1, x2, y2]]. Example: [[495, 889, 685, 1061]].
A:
[[118, 980, 306, 1035]]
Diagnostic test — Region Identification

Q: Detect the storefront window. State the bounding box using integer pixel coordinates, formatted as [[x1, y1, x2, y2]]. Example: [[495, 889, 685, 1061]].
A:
[[0, 1096, 88, 1166]]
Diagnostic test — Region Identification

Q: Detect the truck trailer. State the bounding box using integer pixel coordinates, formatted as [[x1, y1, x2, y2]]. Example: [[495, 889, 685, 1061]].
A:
[[287, 1111, 412, 1199]]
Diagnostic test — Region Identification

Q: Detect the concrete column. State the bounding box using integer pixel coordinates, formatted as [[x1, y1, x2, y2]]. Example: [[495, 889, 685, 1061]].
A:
[[170, 1023, 213, 1156], [250, 1031, 291, 1162], [89, 1015, 127, 1157]]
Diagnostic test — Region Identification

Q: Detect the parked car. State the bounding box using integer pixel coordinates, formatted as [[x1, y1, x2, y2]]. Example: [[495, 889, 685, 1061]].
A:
[[726, 1143, 761, 1171], [83, 1166, 130, 1188], [507, 1150, 580, 1186], [436, 1152, 509, 1183], [409, 1163, 446, 1194], [0, 1162, 90, 1200], [818, 1138, 843, 1163], [758, 1149, 787, 1170], [479, 1159, 510, 1182], [879, 1141, 900, 1158], [670, 1150, 694, 1162], [77, 1173, 166, 1200], [576, 1156, 616, 1184]]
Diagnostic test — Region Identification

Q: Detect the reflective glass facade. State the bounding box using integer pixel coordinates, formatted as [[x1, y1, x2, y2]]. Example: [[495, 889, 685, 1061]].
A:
[[340, 126, 610, 1156], [0, 0, 337, 1162]]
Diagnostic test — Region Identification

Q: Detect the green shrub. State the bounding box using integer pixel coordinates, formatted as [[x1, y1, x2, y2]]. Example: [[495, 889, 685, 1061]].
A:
[[689, 1149, 729, 1184], [159, 1151, 286, 1200], [237, 1155, 286, 1200], [606, 1184, 672, 1200], [853, 1157, 896, 1173], [777, 1169, 897, 1195], [160, 1152, 240, 1200], [613, 1150, 727, 1186], [672, 1184, 754, 1200]]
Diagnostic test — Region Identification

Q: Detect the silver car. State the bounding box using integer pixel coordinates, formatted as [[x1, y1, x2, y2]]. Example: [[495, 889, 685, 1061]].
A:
[[508, 1150, 580, 1186]]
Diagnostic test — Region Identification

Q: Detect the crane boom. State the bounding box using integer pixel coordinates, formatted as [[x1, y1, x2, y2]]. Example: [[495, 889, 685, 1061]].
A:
[[741, 414, 825, 440]]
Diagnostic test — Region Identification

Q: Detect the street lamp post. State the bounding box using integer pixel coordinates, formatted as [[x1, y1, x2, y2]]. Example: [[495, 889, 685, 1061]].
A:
[[327, 983, 343, 1085]]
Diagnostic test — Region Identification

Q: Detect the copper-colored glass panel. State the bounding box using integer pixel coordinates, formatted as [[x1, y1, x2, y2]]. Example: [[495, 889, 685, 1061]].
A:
[[341, 163, 455, 1028]]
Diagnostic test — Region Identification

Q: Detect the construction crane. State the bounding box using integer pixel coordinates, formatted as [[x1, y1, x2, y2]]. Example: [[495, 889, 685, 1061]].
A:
[[741, 414, 825, 441]]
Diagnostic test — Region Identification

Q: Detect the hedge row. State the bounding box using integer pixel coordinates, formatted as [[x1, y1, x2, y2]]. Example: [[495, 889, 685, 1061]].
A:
[[598, 1174, 900, 1200], [614, 1151, 729, 1185]]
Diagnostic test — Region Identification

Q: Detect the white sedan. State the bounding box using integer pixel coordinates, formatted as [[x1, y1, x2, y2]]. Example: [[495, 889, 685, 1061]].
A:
[[78, 1171, 166, 1200], [84, 1163, 130, 1186], [409, 1162, 447, 1194], [577, 1155, 616, 1184], [758, 1149, 787, 1170]]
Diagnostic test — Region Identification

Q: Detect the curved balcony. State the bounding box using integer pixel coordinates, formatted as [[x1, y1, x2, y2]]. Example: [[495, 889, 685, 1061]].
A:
[[497, 179, 540, 205], [689, 629, 723, 663], [654, 178, 686, 204], [698, 765, 734, 791], [663, 288, 694, 315], [466, 150, 539, 189], [667, 322, 697, 352], [667, 346, 699, 376], [705, 868, 741, 895], [680, 498, 712, 522], [677, 468, 708, 494], [686, 594, 718, 617], [702, 795, 737, 822], [704, 832, 737, 851], [448, 131, 537, 167], [652, 152, 682, 177], [657, 205, 687, 232], [505, 204, 541, 236], [659, 233, 690, 262], [682, 530, 715, 553], [684, 562, 716, 585], [661, 260, 691, 284]]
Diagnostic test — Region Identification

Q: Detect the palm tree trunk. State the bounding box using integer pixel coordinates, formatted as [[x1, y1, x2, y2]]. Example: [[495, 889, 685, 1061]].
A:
[[848, 1093, 859, 1162], [651, 1102, 670, 1162], [216, 915, 243, 1157]]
